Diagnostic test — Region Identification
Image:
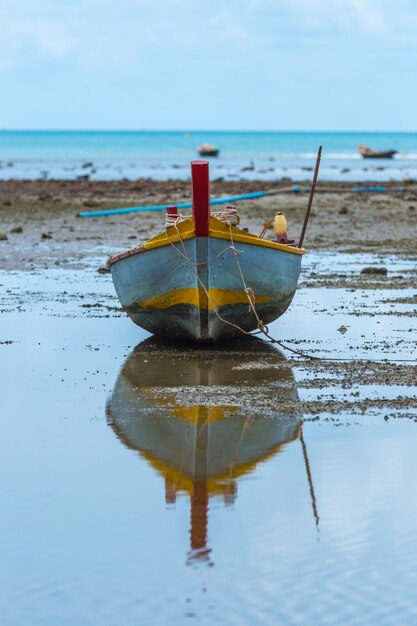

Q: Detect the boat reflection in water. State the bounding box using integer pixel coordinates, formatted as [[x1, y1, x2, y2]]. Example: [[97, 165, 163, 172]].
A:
[[107, 337, 314, 564]]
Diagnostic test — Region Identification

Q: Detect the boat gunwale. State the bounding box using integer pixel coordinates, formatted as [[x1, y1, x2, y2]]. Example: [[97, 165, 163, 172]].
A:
[[107, 218, 305, 267]]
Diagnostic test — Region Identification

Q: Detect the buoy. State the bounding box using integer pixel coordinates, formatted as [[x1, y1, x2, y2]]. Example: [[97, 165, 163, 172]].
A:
[[273, 212, 288, 243]]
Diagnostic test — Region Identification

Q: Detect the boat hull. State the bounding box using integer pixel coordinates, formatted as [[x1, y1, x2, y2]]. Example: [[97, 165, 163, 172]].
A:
[[360, 151, 396, 159], [198, 150, 219, 157], [357, 145, 397, 159], [110, 235, 302, 341]]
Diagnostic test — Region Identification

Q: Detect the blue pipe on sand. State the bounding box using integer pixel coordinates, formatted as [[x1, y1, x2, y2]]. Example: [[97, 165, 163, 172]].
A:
[[78, 191, 266, 217], [293, 185, 387, 193]]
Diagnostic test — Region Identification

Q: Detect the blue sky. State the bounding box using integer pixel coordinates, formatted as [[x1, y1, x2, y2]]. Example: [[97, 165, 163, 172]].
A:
[[1, 0, 417, 130]]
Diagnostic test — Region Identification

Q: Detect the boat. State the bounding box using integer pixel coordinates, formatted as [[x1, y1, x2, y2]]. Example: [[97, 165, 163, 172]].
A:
[[198, 143, 219, 157], [107, 160, 304, 341], [106, 337, 305, 562], [357, 144, 397, 159]]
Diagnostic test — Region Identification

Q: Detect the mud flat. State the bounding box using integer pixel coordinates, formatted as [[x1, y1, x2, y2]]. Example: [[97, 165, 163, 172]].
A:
[[0, 179, 417, 272], [1, 181, 417, 624], [0, 252, 416, 420], [1, 178, 416, 417]]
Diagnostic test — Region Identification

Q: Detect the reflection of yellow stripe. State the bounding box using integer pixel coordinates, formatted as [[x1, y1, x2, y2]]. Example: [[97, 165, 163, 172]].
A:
[[138, 288, 271, 311], [142, 388, 240, 423], [110, 419, 302, 497], [139, 423, 301, 496]]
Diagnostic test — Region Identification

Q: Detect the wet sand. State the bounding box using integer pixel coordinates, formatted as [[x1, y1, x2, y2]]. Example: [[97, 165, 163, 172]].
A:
[[0, 176, 416, 419], [1, 179, 417, 273], [1, 180, 417, 624]]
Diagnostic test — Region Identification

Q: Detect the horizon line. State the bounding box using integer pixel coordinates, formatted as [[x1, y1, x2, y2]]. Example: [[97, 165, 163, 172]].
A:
[[1, 128, 417, 134]]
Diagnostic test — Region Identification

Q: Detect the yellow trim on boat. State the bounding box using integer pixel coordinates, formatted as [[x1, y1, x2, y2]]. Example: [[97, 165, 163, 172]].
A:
[[137, 287, 271, 311], [140, 216, 304, 255], [142, 218, 195, 251], [209, 218, 305, 255]]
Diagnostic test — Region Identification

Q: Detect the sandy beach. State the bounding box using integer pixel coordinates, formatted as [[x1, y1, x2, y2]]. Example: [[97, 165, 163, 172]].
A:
[[1, 177, 417, 619], [1, 176, 416, 399], [1, 178, 417, 273]]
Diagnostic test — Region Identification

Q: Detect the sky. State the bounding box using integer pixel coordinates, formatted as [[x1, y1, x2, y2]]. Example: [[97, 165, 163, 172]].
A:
[[1, 0, 417, 131]]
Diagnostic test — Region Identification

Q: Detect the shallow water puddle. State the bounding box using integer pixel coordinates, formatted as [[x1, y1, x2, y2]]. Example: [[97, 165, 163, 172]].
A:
[[1, 260, 416, 625]]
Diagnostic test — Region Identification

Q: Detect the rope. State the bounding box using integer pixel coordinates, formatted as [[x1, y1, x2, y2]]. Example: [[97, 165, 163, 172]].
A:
[[225, 223, 324, 360], [165, 206, 240, 229], [225, 223, 417, 363], [165, 213, 185, 228], [164, 213, 417, 364], [166, 224, 255, 337], [212, 206, 240, 226]]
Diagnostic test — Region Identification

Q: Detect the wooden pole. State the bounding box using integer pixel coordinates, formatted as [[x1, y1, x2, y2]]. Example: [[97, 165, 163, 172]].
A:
[[298, 145, 322, 248]]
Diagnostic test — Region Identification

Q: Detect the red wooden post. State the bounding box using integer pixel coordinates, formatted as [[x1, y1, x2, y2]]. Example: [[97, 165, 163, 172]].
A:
[[166, 205, 179, 219], [191, 160, 210, 237]]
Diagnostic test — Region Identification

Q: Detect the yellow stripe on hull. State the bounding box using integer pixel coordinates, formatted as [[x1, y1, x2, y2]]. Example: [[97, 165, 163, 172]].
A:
[[137, 287, 271, 312]]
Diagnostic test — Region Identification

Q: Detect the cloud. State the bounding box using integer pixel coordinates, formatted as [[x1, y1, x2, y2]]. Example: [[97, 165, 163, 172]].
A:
[[8, 18, 78, 58], [331, 0, 385, 32], [1, 0, 417, 76], [280, 0, 386, 33]]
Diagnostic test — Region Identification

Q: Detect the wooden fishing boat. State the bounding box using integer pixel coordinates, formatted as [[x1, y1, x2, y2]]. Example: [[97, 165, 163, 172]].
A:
[[357, 144, 397, 159], [107, 160, 304, 341], [198, 143, 219, 157], [106, 338, 302, 562]]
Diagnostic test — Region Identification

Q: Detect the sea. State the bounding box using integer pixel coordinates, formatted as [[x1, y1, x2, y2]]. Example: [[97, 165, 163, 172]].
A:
[[1, 130, 417, 182]]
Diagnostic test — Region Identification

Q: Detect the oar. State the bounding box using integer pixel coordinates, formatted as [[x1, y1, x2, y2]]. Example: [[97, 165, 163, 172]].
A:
[[78, 191, 266, 217]]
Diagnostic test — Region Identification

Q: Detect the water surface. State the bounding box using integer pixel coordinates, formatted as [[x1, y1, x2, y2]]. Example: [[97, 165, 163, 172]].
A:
[[1, 130, 417, 182], [0, 260, 416, 625]]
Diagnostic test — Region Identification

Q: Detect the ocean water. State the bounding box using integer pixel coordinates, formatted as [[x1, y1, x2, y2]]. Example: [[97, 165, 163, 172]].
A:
[[1, 130, 417, 182]]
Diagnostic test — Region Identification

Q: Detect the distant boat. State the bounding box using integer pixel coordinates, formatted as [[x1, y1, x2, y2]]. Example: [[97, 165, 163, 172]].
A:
[[357, 144, 397, 159], [198, 143, 220, 157]]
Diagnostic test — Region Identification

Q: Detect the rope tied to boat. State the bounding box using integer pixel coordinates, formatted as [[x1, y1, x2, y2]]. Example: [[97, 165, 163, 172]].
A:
[[164, 213, 184, 228], [164, 215, 317, 357], [225, 226, 307, 357], [164, 214, 417, 362], [165, 206, 240, 229], [244, 287, 255, 310], [165, 223, 257, 337], [213, 206, 240, 226]]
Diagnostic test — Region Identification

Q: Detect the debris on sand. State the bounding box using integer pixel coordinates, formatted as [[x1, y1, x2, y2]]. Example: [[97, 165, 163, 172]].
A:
[[361, 266, 388, 276]]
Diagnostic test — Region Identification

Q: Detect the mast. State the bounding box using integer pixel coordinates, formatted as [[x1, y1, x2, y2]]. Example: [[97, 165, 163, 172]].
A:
[[190, 410, 210, 559]]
